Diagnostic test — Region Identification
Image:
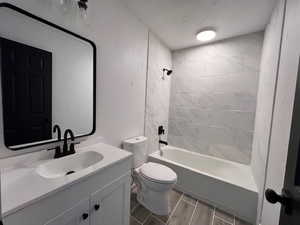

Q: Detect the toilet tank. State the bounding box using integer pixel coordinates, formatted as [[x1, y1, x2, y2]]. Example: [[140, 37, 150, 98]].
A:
[[122, 136, 148, 168]]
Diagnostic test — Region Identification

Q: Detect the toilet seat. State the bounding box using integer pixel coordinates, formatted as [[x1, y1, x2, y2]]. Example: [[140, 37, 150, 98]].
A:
[[139, 162, 177, 184]]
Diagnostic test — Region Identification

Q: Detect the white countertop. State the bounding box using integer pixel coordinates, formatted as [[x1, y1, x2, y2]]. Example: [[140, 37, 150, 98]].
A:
[[1, 143, 132, 217]]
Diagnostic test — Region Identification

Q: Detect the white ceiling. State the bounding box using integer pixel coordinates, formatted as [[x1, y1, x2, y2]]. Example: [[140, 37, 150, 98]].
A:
[[123, 0, 277, 50]]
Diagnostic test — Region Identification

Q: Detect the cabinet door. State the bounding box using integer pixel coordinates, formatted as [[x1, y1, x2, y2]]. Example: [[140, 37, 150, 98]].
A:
[[90, 175, 131, 225], [45, 198, 90, 225]]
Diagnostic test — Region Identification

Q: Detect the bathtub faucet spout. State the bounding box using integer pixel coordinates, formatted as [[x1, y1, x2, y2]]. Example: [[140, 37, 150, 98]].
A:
[[159, 140, 168, 156], [159, 140, 168, 145]]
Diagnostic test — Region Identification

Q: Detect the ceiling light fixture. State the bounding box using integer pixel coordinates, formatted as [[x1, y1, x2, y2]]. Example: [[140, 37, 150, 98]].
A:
[[196, 29, 216, 42]]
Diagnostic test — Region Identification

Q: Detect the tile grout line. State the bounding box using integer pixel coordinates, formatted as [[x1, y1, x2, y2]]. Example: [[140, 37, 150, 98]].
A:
[[182, 198, 197, 207], [188, 200, 198, 225], [132, 216, 143, 225], [131, 204, 151, 225], [132, 191, 184, 225], [166, 193, 184, 224], [214, 215, 234, 225], [131, 191, 238, 225], [152, 215, 167, 225], [214, 207, 235, 224], [142, 212, 152, 225], [132, 215, 143, 225], [211, 207, 216, 225]]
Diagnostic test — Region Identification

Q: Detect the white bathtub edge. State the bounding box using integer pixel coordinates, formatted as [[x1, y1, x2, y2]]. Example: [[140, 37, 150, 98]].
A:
[[149, 147, 258, 224], [150, 150, 258, 193]]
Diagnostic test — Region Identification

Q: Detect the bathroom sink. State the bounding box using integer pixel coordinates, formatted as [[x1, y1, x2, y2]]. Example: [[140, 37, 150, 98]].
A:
[[36, 151, 104, 179]]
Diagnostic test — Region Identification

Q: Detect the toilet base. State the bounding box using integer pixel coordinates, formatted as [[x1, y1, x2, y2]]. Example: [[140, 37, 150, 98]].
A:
[[132, 164, 177, 216], [136, 186, 171, 215]]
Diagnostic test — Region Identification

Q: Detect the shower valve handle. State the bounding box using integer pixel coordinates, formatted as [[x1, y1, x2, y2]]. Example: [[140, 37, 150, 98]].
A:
[[158, 126, 165, 135]]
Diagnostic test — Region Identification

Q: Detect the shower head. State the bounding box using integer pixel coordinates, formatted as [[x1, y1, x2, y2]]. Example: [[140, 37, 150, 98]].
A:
[[163, 68, 173, 76]]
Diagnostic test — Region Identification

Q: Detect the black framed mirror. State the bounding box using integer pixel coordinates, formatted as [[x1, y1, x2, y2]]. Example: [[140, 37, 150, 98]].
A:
[[0, 3, 96, 150]]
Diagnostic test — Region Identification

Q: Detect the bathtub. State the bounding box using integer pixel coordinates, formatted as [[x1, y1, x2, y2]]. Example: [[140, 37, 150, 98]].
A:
[[149, 146, 258, 224]]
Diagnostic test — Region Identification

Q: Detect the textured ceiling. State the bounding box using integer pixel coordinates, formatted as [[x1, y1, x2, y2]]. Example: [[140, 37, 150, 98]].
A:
[[123, 0, 277, 50]]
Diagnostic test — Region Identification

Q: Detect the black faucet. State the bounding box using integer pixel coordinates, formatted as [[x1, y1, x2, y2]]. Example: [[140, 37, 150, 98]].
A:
[[63, 129, 76, 156], [53, 125, 62, 159]]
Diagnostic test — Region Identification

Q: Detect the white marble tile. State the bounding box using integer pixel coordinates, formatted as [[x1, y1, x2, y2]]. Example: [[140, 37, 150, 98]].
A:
[[208, 144, 251, 164], [168, 32, 263, 164], [145, 32, 172, 154]]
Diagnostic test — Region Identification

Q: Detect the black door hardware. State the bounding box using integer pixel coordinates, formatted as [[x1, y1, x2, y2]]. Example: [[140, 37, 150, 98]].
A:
[[265, 189, 293, 214]]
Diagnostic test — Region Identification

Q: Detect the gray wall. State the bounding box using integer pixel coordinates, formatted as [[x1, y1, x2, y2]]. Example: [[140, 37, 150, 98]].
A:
[[251, 0, 286, 223], [169, 32, 264, 164], [145, 32, 172, 154]]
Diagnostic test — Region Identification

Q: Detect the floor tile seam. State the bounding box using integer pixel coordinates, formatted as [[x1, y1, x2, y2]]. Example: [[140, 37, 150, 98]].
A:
[[142, 212, 153, 224], [211, 207, 216, 225], [214, 215, 234, 225], [151, 214, 168, 225], [132, 215, 143, 225], [188, 200, 198, 225], [166, 194, 184, 224], [182, 198, 197, 206]]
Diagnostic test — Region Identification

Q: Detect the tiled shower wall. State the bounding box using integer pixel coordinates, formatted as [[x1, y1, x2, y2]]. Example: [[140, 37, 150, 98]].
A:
[[169, 32, 264, 164], [144, 32, 172, 154]]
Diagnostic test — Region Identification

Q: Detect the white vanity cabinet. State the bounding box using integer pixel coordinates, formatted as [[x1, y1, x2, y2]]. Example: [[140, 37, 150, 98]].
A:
[[90, 174, 130, 225], [45, 198, 90, 225], [2, 151, 132, 225], [45, 175, 131, 225]]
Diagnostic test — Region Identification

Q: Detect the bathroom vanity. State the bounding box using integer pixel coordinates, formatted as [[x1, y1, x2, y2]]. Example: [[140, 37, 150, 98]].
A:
[[1, 143, 132, 225]]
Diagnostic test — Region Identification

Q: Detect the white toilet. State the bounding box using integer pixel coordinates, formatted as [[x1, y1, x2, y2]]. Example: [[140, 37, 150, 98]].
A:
[[123, 136, 177, 215]]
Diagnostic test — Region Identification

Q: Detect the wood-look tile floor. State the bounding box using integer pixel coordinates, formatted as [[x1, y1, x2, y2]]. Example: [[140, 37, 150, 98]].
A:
[[130, 190, 252, 225]]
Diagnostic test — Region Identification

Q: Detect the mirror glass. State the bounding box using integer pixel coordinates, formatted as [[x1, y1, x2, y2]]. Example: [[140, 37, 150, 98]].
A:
[[0, 6, 95, 150]]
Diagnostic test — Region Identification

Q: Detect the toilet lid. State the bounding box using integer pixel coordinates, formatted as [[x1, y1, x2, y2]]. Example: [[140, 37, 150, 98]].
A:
[[140, 162, 177, 184]]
